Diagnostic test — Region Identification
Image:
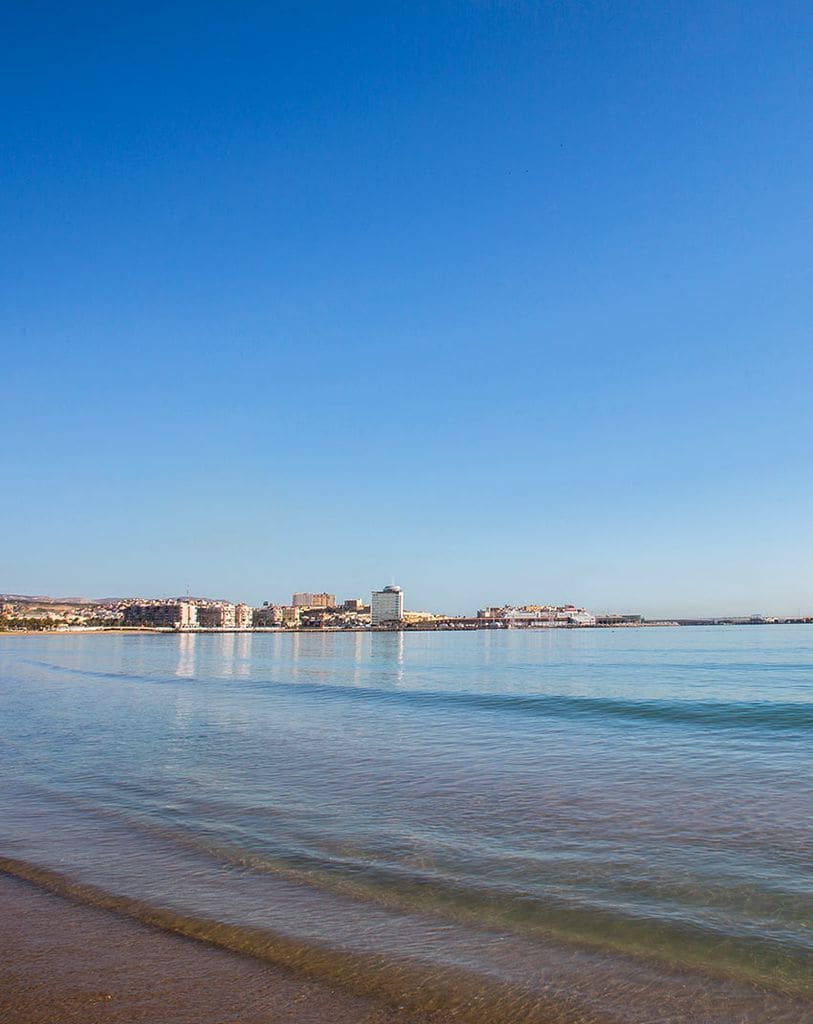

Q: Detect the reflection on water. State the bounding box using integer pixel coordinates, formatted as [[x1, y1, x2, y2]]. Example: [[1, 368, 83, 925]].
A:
[[370, 631, 405, 687], [175, 631, 197, 678], [1, 627, 813, 1023]]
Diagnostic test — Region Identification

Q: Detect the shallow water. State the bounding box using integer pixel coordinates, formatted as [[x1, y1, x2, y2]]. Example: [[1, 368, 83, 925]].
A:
[[1, 626, 812, 1022]]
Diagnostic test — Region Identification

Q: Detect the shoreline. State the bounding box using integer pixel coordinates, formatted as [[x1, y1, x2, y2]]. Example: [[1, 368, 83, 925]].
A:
[[0, 871, 434, 1024], [4, 620, 812, 638], [3, 860, 811, 1024]]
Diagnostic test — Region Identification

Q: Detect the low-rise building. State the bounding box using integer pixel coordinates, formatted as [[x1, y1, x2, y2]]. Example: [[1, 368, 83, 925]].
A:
[[281, 606, 301, 628], [196, 603, 236, 629], [402, 610, 442, 624], [122, 600, 197, 629], [477, 604, 596, 627], [595, 613, 644, 625], [254, 604, 283, 627], [300, 607, 330, 628]]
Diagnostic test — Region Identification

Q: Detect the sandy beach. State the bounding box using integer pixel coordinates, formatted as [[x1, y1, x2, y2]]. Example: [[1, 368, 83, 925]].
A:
[[0, 873, 433, 1024]]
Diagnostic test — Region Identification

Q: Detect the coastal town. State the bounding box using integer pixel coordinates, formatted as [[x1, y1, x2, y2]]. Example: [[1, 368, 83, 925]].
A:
[[1, 587, 808, 633]]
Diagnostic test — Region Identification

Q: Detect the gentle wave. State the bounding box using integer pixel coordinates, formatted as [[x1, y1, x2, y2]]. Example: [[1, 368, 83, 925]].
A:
[[10, 780, 813, 1000], [3, 854, 813, 1024], [262, 682, 813, 732], [18, 656, 813, 730], [338, 688, 813, 731], [0, 855, 550, 1024]]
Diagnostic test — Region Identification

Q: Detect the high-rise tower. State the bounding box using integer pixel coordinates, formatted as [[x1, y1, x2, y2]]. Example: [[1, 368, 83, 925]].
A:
[[370, 585, 403, 626]]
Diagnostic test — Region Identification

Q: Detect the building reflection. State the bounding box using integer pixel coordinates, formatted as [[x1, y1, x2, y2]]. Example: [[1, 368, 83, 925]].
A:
[[175, 631, 197, 678], [235, 632, 251, 677], [215, 631, 236, 674], [370, 630, 405, 688], [351, 629, 365, 687]]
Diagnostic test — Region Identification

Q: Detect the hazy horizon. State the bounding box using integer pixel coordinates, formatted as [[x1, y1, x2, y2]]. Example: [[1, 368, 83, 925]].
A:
[[3, 3, 812, 617]]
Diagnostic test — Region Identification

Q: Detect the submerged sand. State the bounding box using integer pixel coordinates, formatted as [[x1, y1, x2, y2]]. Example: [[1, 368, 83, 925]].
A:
[[0, 873, 433, 1024]]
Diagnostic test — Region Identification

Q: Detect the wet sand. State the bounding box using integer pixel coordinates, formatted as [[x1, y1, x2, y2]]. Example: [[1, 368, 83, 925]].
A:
[[0, 873, 433, 1024]]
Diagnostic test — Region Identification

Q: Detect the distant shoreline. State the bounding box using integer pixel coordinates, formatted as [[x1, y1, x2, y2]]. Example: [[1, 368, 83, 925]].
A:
[[2, 621, 812, 638]]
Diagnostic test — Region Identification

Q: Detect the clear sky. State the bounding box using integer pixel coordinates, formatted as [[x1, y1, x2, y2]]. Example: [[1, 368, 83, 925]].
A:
[[3, 2, 813, 617]]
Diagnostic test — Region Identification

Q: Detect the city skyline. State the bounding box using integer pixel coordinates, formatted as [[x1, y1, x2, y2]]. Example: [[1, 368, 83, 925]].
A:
[[1, 580, 809, 624], [3, 3, 813, 618]]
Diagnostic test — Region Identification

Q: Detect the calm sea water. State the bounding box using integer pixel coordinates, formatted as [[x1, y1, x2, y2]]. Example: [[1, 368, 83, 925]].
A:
[[1, 626, 812, 1023]]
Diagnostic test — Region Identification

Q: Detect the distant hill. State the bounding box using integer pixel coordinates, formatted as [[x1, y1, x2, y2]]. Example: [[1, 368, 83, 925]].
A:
[[2, 594, 236, 606]]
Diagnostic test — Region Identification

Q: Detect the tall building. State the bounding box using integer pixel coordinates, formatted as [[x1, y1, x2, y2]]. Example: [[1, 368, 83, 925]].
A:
[[371, 585, 403, 626], [178, 600, 198, 629], [292, 592, 336, 608], [235, 603, 254, 630]]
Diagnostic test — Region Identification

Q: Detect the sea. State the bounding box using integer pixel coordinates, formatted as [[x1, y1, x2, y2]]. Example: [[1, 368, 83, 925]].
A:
[[1, 626, 812, 1023]]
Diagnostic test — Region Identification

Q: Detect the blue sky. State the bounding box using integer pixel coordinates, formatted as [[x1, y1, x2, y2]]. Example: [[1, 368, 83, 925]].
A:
[[3, 1, 812, 616]]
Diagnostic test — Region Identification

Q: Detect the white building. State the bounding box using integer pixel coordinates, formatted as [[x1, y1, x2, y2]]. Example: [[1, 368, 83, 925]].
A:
[[371, 585, 403, 626], [178, 600, 198, 629], [477, 604, 596, 627]]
